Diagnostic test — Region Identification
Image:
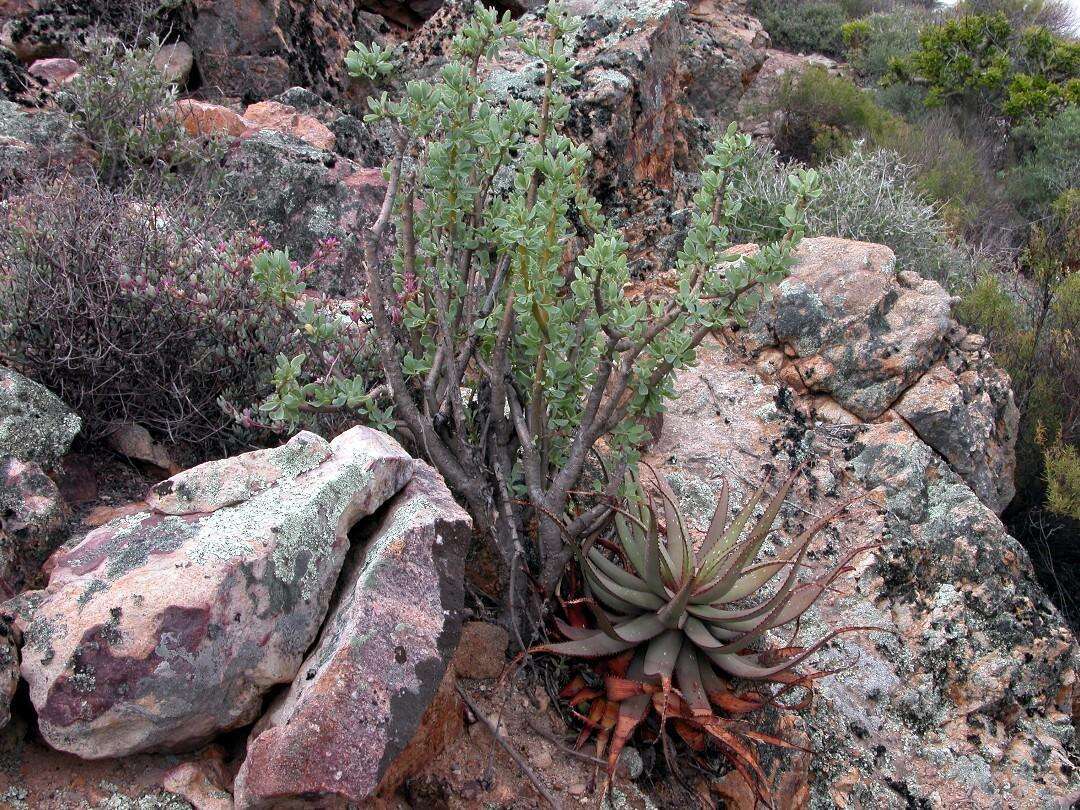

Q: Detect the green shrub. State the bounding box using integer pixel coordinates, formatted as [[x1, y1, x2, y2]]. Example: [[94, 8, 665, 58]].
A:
[[57, 37, 219, 186], [751, 0, 848, 57], [887, 11, 1080, 122], [774, 66, 903, 163], [955, 197, 1079, 515], [842, 8, 925, 82], [1045, 440, 1080, 521], [1007, 104, 1080, 223], [280, 4, 819, 604], [729, 143, 979, 288]]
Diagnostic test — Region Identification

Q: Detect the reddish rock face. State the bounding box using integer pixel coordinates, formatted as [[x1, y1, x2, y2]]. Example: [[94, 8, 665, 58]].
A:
[[169, 99, 250, 138], [243, 100, 335, 151], [232, 461, 471, 809], [26, 56, 76, 85], [10, 427, 414, 758]]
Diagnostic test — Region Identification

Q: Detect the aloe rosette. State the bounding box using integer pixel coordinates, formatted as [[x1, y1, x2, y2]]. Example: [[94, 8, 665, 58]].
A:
[[537, 464, 876, 802]]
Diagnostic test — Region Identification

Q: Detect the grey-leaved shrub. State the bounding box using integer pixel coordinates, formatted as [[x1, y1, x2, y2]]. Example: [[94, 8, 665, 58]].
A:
[[265, 4, 820, 608], [728, 143, 978, 289]]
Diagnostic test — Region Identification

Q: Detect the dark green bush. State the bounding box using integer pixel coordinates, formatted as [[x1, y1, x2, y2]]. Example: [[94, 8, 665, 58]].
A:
[[887, 11, 1080, 122], [773, 66, 902, 163], [842, 8, 925, 81], [1007, 104, 1080, 223], [751, 0, 848, 57], [955, 193, 1079, 518]]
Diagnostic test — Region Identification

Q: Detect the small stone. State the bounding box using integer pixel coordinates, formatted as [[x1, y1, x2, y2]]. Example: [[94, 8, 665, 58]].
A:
[[453, 621, 509, 680], [616, 746, 644, 780], [153, 42, 193, 86], [568, 782, 588, 796], [106, 423, 175, 472], [27, 57, 78, 86]]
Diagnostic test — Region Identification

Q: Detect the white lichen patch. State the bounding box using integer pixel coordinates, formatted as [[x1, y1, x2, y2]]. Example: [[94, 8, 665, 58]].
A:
[[190, 447, 378, 600], [152, 431, 331, 515], [357, 493, 437, 588]]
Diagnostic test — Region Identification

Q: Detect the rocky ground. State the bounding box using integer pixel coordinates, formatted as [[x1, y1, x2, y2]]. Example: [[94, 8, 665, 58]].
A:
[[0, 1, 1078, 808]]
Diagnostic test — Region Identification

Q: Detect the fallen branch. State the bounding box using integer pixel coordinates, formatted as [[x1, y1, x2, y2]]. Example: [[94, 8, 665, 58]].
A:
[[456, 683, 562, 810]]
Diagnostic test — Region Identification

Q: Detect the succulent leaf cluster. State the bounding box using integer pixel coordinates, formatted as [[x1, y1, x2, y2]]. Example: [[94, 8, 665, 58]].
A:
[[539, 465, 873, 802]]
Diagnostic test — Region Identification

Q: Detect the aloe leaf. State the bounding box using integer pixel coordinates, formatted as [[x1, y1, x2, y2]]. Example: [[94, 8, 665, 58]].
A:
[[697, 482, 765, 583], [583, 563, 653, 615], [656, 575, 694, 629], [587, 599, 625, 641], [684, 616, 738, 650], [643, 507, 666, 595], [555, 616, 599, 640], [611, 613, 667, 644], [648, 464, 693, 580], [699, 477, 730, 559], [587, 545, 650, 592], [643, 629, 683, 682], [701, 466, 800, 598], [584, 558, 665, 611], [607, 693, 652, 774], [614, 513, 647, 578], [710, 497, 855, 605], [674, 644, 711, 715], [537, 632, 636, 659]]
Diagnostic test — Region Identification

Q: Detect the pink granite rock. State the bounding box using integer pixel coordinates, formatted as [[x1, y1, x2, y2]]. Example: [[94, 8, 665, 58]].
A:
[[11, 427, 414, 758], [233, 461, 471, 809]]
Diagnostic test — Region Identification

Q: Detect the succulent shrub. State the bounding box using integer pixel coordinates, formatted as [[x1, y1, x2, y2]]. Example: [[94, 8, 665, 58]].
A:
[[536, 465, 874, 800], [0, 173, 360, 449], [268, 3, 820, 613]]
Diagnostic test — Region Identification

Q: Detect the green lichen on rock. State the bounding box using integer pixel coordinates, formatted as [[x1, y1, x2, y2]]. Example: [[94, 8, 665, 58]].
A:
[[0, 366, 81, 468]]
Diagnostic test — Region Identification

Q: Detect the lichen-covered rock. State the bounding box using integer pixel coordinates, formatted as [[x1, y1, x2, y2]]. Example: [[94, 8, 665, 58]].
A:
[[0, 366, 80, 468], [272, 86, 397, 165], [643, 335, 1078, 808], [0, 613, 19, 729], [10, 427, 414, 758], [181, 0, 390, 102], [0, 455, 68, 599], [894, 327, 1019, 514], [243, 99, 336, 151], [232, 460, 471, 809], [750, 237, 952, 420], [225, 130, 388, 292]]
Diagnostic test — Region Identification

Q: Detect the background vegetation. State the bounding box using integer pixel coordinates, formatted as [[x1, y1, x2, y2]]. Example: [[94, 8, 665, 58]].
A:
[[753, 0, 1079, 625]]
